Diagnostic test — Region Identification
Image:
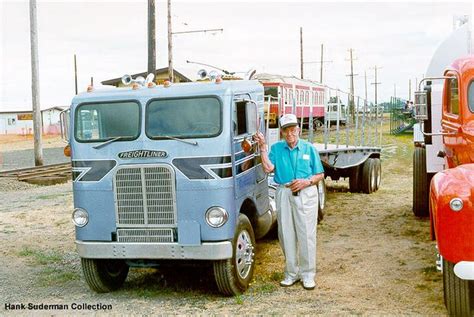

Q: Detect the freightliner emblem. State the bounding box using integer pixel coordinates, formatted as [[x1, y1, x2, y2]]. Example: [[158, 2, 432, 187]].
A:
[[118, 150, 168, 159]]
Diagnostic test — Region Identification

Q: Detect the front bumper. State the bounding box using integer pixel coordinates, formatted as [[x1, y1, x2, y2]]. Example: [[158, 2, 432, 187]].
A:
[[454, 261, 474, 280], [76, 240, 232, 260]]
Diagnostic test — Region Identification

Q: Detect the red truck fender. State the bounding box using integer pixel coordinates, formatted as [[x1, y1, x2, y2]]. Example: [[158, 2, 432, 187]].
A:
[[430, 164, 474, 263]]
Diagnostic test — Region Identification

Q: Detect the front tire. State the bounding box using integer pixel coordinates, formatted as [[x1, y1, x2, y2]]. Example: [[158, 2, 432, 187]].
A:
[[213, 214, 256, 296], [413, 147, 431, 217], [443, 258, 474, 316], [81, 258, 129, 293]]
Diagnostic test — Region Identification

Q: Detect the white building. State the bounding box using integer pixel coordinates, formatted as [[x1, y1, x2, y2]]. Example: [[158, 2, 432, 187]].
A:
[[0, 106, 68, 135]]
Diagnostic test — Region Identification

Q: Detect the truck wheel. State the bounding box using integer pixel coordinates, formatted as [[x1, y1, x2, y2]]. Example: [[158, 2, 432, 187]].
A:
[[317, 179, 326, 223], [349, 165, 361, 193], [360, 158, 375, 194], [373, 158, 382, 191], [213, 214, 256, 296], [81, 258, 129, 293], [443, 258, 474, 316], [413, 147, 429, 217]]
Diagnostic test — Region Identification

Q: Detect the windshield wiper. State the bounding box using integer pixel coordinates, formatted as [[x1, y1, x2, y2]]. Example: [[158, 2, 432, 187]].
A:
[[159, 135, 198, 146], [93, 136, 132, 149]]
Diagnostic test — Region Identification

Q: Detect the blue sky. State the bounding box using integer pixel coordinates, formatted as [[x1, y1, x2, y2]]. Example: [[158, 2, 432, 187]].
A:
[[0, 0, 472, 110]]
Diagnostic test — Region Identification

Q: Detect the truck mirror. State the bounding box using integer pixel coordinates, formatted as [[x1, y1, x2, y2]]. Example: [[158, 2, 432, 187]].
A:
[[60, 108, 70, 142], [245, 101, 258, 135], [414, 91, 428, 121], [241, 138, 253, 153]]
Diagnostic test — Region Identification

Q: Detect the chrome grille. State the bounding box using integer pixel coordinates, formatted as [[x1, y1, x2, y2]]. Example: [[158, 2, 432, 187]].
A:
[[115, 165, 176, 227], [117, 228, 174, 243]]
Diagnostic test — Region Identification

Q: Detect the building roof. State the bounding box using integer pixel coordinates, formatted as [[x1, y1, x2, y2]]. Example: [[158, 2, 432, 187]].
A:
[[101, 67, 192, 86]]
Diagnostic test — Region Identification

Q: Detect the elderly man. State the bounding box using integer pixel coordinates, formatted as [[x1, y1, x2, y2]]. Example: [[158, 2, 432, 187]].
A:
[[254, 114, 324, 290]]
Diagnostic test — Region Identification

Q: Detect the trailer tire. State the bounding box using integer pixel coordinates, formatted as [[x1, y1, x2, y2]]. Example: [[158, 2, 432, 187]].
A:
[[213, 214, 256, 296], [81, 258, 129, 293], [373, 158, 382, 191], [413, 147, 430, 217], [443, 258, 474, 317], [360, 158, 375, 194], [317, 179, 326, 223], [349, 165, 361, 193]]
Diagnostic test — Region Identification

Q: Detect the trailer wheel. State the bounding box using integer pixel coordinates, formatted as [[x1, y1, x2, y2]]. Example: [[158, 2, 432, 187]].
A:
[[413, 147, 430, 217], [360, 158, 375, 194], [373, 158, 382, 191], [317, 179, 326, 223], [213, 214, 256, 296], [443, 258, 474, 316], [81, 258, 129, 293], [349, 165, 361, 193]]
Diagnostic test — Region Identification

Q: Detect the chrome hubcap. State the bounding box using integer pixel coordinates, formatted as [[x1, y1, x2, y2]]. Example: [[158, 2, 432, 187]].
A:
[[235, 230, 254, 279]]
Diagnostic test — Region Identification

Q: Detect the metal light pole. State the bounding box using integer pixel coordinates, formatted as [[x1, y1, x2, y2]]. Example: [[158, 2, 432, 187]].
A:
[[29, 0, 43, 166], [167, 0, 223, 82]]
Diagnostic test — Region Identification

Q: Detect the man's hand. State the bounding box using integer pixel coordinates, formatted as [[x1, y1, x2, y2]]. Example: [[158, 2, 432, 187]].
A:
[[253, 131, 266, 149], [288, 179, 311, 192]]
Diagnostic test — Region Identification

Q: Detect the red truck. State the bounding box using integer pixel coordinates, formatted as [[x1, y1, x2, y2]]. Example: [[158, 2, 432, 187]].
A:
[[414, 55, 474, 316]]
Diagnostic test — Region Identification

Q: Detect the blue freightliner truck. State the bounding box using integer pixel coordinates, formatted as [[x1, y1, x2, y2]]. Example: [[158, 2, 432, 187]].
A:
[[67, 76, 277, 296]]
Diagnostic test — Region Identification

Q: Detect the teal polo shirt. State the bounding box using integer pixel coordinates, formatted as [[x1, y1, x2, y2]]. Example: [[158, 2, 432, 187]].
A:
[[269, 139, 324, 185]]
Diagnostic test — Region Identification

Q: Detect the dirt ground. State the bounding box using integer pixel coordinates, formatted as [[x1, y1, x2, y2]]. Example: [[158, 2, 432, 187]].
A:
[[0, 134, 65, 153], [0, 130, 447, 315]]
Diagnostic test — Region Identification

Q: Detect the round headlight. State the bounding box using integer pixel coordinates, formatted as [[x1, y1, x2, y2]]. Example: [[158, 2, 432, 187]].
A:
[[72, 208, 89, 227], [449, 198, 464, 212], [205, 207, 228, 228]]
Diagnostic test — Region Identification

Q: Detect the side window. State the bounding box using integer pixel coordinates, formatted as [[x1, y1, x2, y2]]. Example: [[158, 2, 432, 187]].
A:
[[305, 91, 309, 105], [289, 89, 293, 104], [468, 81, 474, 113], [233, 100, 256, 136], [446, 78, 460, 115]]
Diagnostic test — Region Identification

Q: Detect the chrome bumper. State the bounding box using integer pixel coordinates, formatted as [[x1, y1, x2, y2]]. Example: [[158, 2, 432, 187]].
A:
[[76, 240, 233, 260], [454, 261, 474, 280]]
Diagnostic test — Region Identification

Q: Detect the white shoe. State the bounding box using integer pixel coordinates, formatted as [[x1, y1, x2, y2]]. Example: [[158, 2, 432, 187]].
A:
[[280, 276, 300, 287], [302, 278, 316, 290]]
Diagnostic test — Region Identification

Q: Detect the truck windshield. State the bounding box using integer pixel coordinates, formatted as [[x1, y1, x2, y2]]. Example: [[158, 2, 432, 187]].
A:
[[146, 97, 221, 139], [469, 81, 474, 113], [75, 101, 140, 142]]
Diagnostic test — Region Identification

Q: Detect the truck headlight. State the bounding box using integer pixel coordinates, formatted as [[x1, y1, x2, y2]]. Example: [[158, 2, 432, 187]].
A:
[[72, 208, 89, 227], [449, 198, 463, 212], [205, 207, 228, 228]]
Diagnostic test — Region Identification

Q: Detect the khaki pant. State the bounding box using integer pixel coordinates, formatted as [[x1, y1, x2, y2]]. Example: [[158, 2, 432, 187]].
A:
[[276, 185, 318, 280]]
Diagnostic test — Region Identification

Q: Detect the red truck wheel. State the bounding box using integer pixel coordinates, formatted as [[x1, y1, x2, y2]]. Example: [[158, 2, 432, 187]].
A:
[[443, 258, 473, 316], [413, 147, 431, 217]]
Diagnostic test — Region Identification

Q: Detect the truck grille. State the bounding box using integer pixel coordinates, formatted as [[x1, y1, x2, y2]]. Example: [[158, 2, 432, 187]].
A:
[[117, 228, 174, 243], [114, 165, 177, 226]]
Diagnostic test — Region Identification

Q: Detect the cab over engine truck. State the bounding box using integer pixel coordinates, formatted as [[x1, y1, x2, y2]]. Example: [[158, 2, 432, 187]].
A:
[[65, 76, 281, 296], [414, 55, 474, 316]]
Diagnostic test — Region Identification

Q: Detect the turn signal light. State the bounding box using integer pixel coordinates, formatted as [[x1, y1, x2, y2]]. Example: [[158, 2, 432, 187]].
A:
[[86, 85, 93, 92], [64, 144, 71, 157], [164, 80, 171, 88]]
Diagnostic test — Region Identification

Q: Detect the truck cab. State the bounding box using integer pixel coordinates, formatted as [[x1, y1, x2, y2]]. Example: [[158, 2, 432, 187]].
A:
[[415, 56, 474, 316], [67, 78, 276, 296]]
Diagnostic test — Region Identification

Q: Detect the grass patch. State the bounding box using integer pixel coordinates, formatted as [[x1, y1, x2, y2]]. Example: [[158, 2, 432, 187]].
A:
[[38, 267, 80, 286], [269, 271, 284, 282], [18, 247, 62, 265], [234, 294, 244, 305], [422, 265, 438, 274]]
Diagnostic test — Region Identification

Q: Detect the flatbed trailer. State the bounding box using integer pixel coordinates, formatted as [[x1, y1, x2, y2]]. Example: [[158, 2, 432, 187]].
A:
[[266, 85, 383, 196]]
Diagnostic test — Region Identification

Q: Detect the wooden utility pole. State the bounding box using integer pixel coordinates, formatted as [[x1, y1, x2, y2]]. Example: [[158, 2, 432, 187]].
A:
[[346, 48, 358, 121], [147, 0, 156, 77], [371, 65, 382, 107], [408, 78, 412, 101], [167, 0, 173, 82], [301, 44, 332, 83], [29, 0, 43, 166], [300, 27, 303, 79], [74, 54, 78, 94], [364, 71, 368, 101], [370, 65, 382, 145]]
